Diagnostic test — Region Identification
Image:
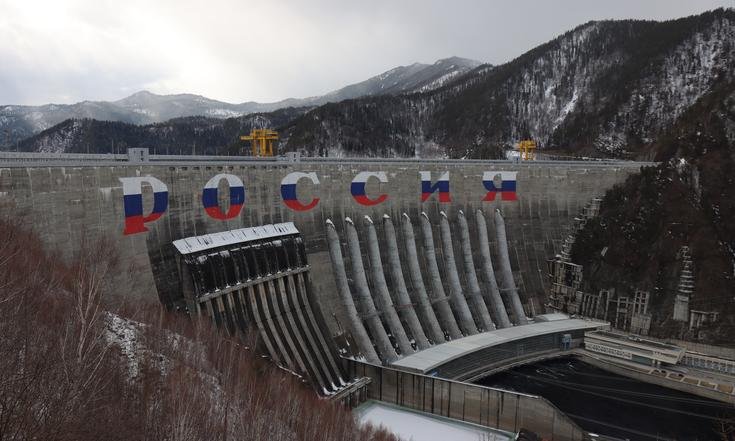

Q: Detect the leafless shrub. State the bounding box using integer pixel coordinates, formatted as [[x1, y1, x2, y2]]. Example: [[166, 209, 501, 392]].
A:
[[0, 218, 400, 441]]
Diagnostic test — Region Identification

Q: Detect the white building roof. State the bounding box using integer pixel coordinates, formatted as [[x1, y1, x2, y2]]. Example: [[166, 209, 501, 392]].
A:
[[585, 330, 685, 364], [173, 222, 299, 255], [534, 313, 571, 322], [391, 319, 607, 373]]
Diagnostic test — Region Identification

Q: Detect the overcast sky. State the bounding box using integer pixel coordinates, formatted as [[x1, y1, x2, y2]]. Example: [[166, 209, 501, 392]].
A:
[[0, 0, 732, 105]]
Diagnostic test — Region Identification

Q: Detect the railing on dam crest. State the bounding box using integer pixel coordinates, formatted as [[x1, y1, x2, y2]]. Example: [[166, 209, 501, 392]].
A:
[[0, 150, 658, 168]]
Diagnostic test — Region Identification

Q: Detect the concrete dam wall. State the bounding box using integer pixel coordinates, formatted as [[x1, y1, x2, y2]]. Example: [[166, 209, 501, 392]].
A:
[[0, 155, 648, 338]]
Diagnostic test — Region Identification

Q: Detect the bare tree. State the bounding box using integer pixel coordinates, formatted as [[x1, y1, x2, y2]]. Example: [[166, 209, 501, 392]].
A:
[[0, 217, 401, 441]]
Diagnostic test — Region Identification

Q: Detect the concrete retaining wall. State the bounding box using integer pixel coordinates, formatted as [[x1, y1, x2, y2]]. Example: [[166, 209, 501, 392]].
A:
[[576, 352, 735, 404], [345, 358, 587, 441], [665, 339, 735, 360]]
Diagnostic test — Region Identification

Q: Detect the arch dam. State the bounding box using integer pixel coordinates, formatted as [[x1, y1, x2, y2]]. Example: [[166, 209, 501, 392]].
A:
[[0, 151, 654, 439]]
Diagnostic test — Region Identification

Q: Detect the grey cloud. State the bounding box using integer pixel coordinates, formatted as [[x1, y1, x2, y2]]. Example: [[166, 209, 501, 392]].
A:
[[0, 0, 731, 105]]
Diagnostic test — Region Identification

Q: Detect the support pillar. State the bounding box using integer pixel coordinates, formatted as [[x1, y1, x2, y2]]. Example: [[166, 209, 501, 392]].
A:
[[401, 214, 447, 344], [326, 220, 381, 364], [438, 211, 479, 335], [494, 209, 529, 325], [476, 210, 512, 328], [364, 215, 413, 356], [345, 217, 398, 362], [382, 215, 431, 350], [456, 210, 495, 331], [420, 212, 463, 339]]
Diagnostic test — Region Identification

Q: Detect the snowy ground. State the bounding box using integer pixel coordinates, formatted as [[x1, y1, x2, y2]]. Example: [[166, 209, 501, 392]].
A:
[[355, 401, 513, 441]]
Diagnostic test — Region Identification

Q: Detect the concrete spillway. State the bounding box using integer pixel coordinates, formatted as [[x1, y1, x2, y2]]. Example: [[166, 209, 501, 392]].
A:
[[175, 224, 348, 395], [326, 210, 574, 363]]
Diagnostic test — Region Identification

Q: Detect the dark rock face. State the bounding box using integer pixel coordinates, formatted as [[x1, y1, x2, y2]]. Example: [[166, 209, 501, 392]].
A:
[[572, 83, 735, 342]]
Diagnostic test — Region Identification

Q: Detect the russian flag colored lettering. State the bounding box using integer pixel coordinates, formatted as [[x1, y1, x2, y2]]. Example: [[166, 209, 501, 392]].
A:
[[419, 171, 451, 203], [119, 176, 169, 235], [482, 171, 518, 201], [202, 174, 245, 220], [281, 172, 320, 211], [351, 171, 388, 206]]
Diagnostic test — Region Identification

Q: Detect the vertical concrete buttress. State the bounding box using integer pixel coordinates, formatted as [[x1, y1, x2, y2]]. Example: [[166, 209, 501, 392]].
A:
[[345, 217, 398, 362], [363, 215, 414, 355], [438, 212, 479, 335], [494, 209, 529, 325], [456, 210, 496, 331], [400, 214, 447, 343], [382, 215, 431, 350], [476, 210, 512, 328], [325, 220, 381, 364], [419, 212, 463, 339]]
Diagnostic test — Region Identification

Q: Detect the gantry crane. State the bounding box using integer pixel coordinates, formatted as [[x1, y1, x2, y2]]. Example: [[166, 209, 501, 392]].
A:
[[516, 139, 537, 161], [240, 129, 279, 157]]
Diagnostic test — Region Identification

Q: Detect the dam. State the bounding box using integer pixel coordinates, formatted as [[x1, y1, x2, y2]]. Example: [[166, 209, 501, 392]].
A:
[[0, 150, 654, 439]]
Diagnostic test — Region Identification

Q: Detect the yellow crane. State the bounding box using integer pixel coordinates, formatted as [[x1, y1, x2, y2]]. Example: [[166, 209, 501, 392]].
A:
[[516, 139, 537, 161], [240, 129, 278, 157]]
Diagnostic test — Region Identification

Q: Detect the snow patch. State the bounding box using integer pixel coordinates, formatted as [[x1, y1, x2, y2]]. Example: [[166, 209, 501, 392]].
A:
[[206, 108, 244, 118], [356, 402, 512, 441], [595, 17, 735, 152], [418, 71, 461, 92], [104, 313, 144, 379]]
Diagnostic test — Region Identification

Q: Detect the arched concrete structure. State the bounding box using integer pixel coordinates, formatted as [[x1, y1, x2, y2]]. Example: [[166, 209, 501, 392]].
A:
[[0, 154, 650, 347]]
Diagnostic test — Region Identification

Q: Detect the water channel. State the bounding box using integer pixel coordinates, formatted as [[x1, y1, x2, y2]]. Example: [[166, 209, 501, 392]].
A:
[[476, 357, 735, 440]]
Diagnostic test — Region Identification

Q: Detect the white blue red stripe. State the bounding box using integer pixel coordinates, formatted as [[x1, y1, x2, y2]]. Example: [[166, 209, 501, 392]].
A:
[[119, 176, 169, 235], [202, 174, 245, 220], [420, 171, 451, 202], [280, 172, 320, 211], [482, 171, 517, 201], [351, 171, 388, 206]]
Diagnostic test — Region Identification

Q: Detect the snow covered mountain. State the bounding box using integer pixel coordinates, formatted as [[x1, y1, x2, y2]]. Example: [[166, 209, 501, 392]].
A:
[[321, 57, 482, 100], [18, 107, 308, 155], [283, 9, 735, 159], [13, 9, 735, 158], [0, 57, 482, 148]]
